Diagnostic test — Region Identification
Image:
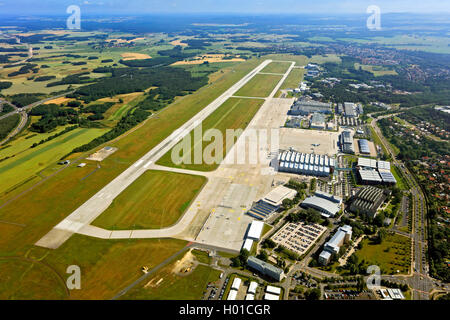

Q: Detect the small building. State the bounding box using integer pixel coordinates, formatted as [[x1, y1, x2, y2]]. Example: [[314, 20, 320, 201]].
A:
[[247, 256, 285, 282], [242, 239, 254, 252], [227, 289, 238, 300], [231, 278, 242, 291], [247, 221, 264, 241], [263, 293, 280, 300], [266, 285, 282, 295], [248, 281, 258, 295], [344, 102, 357, 117], [245, 294, 255, 300], [77, 163, 87, 168], [247, 185, 297, 220], [289, 100, 332, 116]]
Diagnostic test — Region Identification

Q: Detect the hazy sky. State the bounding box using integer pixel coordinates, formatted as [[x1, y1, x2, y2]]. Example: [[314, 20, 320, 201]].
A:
[[0, 0, 449, 15]]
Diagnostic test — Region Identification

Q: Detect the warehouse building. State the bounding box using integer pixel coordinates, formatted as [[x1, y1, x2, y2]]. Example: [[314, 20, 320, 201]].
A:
[[349, 186, 391, 218], [344, 102, 357, 117], [247, 256, 285, 282], [301, 191, 343, 218], [246, 221, 265, 240], [242, 238, 254, 252], [288, 100, 332, 116], [247, 185, 297, 220], [357, 158, 397, 185], [277, 151, 335, 177], [248, 281, 258, 295], [310, 113, 326, 129], [318, 225, 352, 265], [358, 139, 371, 154], [340, 130, 355, 154]]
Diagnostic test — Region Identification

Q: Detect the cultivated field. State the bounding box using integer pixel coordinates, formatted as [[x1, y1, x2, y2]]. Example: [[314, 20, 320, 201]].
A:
[[0, 127, 107, 194], [92, 170, 207, 230], [156, 97, 264, 171]]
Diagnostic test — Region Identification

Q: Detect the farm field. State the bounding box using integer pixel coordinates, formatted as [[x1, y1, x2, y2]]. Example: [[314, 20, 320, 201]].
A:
[[122, 250, 221, 300], [261, 61, 291, 74], [92, 170, 207, 230], [235, 73, 282, 98], [355, 233, 411, 275], [0, 127, 107, 194], [156, 97, 264, 171]]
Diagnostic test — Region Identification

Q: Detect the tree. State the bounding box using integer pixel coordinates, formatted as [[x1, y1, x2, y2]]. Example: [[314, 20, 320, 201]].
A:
[[304, 288, 321, 300], [282, 198, 294, 210], [257, 250, 269, 262]]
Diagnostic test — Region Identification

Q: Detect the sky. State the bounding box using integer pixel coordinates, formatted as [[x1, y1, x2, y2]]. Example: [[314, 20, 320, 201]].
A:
[[0, 0, 449, 15]]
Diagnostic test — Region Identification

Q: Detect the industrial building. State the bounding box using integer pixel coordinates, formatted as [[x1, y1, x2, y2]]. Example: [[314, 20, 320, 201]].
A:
[[231, 278, 242, 291], [310, 113, 326, 129], [263, 293, 280, 300], [357, 158, 397, 185], [301, 191, 343, 218], [247, 185, 297, 220], [277, 151, 335, 177], [288, 100, 332, 116], [349, 186, 391, 218], [247, 256, 285, 282], [266, 285, 282, 295], [227, 289, 238, 300], [358, 139, 371, 154], [246, 221, 265, 240], [340, 130, 355, 154], [344, 102, 357, 117], [318, 225, 352, 265]]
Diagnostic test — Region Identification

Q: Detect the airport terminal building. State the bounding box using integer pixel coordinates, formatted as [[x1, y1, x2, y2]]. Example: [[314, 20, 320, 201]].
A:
[[277, 151, 336, 177]]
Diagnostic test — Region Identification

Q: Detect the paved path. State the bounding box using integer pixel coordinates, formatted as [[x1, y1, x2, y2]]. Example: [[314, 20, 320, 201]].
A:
[[35, 60, 273, 249]]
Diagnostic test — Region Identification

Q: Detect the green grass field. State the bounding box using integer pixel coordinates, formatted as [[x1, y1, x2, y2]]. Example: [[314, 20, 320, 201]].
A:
[[122, 251, 221, 300], [261, 61, 291, 74], [354, 63, 398, 77], [355, 233, 411, 275], [156, 97, 264, 171], [276, 67, 305, 97], [92, 170, 206, 230], [235, 73, 282, 97], [0, 127, 107, 194]]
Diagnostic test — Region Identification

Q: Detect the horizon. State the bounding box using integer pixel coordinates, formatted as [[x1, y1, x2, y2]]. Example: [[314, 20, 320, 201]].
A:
[[0, 0, 450, 15]]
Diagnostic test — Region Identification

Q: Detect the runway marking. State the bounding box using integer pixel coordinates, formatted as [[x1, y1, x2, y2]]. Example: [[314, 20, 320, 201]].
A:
[[143, 160, 153, 168], [134, 160, 144, 167]]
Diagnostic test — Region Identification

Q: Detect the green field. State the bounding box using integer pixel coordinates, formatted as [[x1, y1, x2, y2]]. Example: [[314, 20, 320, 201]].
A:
[[122, 251, 221, 300], [156, 97, 264, 171], [354, 63, 398, 77], [355, 233, 411, 275], [276, 67, 305, 97], [235, 73, 282, 98], [0, 127, 107, 194], [261, 61, 291, 74], [92, 170, 206, 230]]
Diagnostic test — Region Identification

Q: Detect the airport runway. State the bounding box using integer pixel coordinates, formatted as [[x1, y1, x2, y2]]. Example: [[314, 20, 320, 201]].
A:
[[35, 59, 273, 249]]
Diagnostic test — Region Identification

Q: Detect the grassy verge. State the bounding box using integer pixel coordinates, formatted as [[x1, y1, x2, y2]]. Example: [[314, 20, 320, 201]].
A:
[[156, 97, 264, 171], [92, 170, 207, 230], [235, 73, 282, 97]]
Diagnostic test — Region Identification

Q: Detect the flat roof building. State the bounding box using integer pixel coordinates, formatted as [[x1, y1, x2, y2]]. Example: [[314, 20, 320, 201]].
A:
[[245, 294, 255, 300], [318, 225, 352, 265], [266, 286, 282, 295], [227, 289, 238, 300], [242, 239, 254, 252], [231, 278, 242, 291], [310, 113, 326, 129], [359, 169, 382, 184], [263, 293, 280, 300], [248, 281, 258, 295], [247, 185, 297, 220], [247, 256, 285, 282], [289, 100, 332, 116], [344, 102, 357, 117], [340, 130, 355, 154], [247, 221, 264, 240]]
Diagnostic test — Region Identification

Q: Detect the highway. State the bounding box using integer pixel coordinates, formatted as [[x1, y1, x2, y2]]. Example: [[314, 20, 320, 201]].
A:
[[35, 59, 273, 250]]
